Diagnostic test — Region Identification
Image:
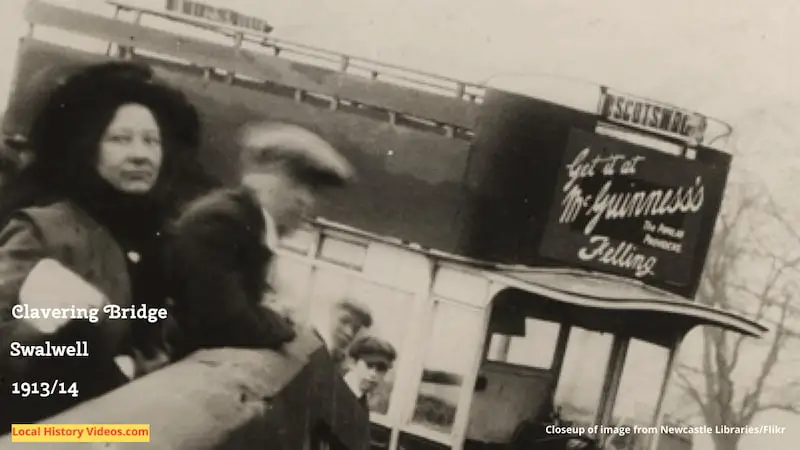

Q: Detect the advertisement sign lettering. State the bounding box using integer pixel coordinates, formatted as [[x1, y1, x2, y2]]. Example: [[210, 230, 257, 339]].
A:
[[540, 128, 721, 288]]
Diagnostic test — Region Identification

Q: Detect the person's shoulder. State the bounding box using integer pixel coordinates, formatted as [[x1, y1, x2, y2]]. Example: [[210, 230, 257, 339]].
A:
[[0, 204, 70, 270], [18, 200, 84, 224], [9, 200, 98, 242], [173, 186, 261, 227], [0, 213, 44, 249], [7, 201, 124, 264], [167, 187, 266, 256]]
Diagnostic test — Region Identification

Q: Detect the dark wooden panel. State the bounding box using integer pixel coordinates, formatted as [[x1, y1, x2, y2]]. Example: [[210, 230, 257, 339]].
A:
[[3, 39, 473, 253], [397, 432, 449, 450], [155, 65, 473, 251], [24, 0, 479, 129], [460, 89, 729, 299], [369, 423, 392, 450]]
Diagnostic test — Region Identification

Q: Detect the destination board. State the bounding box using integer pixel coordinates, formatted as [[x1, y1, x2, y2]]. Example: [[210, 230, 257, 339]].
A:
[[599, 89, 708, 144]]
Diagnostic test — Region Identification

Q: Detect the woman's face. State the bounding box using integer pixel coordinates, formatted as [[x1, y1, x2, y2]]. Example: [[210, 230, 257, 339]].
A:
[[96, 103, 163, 194]]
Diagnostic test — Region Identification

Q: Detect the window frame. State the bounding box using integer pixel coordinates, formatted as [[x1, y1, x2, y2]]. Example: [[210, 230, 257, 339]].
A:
[[550, 325, 618, 431], [601, 335, 680, 450], [316, 233, 369, 271], [276, 229, 422, 425], [484, 317, 564, 371], [401, 295, 487, 447], [305, 263, 419, 422]]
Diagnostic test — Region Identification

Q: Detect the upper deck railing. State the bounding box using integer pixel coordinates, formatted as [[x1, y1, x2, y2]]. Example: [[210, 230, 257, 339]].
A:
[[106, 0, 488, 104], [16, 0, 484, 141], [16, 0, 734, 152], [105, 0, 734, 151]]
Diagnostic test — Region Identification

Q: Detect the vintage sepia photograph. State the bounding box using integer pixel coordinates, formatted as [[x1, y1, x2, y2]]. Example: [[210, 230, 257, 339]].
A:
[[0, 0, 797, 449]]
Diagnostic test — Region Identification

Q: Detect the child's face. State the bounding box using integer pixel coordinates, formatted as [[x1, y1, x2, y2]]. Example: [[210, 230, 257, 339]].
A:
[[330, 307, 363, 350], [350, 358, 389, 395]]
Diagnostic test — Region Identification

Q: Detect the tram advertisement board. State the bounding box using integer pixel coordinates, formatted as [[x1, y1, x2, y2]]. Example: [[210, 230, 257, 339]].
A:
[[540, 128, 725, 290]]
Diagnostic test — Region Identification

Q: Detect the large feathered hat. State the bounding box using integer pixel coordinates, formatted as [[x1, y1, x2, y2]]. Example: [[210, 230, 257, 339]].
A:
[[29, 61, 200, 160], [12, 60, 207, 206]]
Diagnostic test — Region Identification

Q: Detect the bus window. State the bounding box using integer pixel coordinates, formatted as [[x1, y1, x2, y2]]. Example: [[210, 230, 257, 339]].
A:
[[410, 299, 483, 435], [278, 226, 317, 255], [486, 318, 560, 369], [606, 339, 670, 450], [306, 266, 353, 322], [268, 255, 314, 317], [318, 235, 368, 270], [306, 265, 415, 416], [554, 327, 613, 427], [346, 280, 415, 415]]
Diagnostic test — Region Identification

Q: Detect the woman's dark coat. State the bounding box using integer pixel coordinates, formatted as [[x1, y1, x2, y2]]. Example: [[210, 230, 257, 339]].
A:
[[0, 202, 133, 432]]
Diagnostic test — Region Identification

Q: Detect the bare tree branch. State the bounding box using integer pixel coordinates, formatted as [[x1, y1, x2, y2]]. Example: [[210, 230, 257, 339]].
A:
[[757, 403, 800, 415], [674, 367, 711, 422], [765, 193, 800, 247], [676, 181, 800, 450], [731, 253, 798, 371]]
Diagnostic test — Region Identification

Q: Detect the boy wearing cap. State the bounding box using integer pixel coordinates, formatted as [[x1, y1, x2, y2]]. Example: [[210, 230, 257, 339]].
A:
[[313, 298, 373, 371], [344, 335, 397, 409]]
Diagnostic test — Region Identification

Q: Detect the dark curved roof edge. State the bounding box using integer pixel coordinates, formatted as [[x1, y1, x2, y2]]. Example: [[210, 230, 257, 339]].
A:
[[484, 267, 767, 338]]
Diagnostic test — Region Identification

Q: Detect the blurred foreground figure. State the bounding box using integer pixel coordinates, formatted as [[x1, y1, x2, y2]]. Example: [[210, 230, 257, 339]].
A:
[[165, 122, 355, 355], [238, 122, 355, 239]]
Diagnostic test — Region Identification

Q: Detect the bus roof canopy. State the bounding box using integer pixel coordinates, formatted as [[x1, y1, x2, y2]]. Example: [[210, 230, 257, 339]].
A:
[[484, 267, 767, 339]]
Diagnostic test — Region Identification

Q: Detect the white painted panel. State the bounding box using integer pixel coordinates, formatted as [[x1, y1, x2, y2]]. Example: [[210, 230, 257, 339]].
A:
[[363, 243, 432, 292], [432, 266, 489, 308]]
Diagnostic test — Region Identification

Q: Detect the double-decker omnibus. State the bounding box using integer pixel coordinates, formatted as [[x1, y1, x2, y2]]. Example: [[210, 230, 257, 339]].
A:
[[1, 2, 766, 449]]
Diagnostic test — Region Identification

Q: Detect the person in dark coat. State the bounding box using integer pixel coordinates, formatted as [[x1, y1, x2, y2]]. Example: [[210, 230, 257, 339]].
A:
[[343, 335, 397, 410], [164, 186, 297, 354], [164, 122, 356, 355], [0, 61, 214, 433]]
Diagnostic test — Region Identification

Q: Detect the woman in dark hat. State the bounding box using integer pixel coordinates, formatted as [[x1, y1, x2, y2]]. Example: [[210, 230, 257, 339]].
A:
[[0, 60, 217, 432]]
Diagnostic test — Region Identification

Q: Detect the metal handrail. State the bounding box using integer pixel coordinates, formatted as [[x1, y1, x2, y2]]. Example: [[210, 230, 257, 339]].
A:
[[106, 0, 486, 102], [106, 0, 272, 39], [41, 1, 730, 149]]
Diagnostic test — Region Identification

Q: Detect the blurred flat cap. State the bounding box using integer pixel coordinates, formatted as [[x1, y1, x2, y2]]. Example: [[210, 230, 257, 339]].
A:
[[238, 122, 355, 186]]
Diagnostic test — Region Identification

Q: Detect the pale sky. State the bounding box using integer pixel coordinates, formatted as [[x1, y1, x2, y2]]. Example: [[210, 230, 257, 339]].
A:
[[0, 0, 797, 448]]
